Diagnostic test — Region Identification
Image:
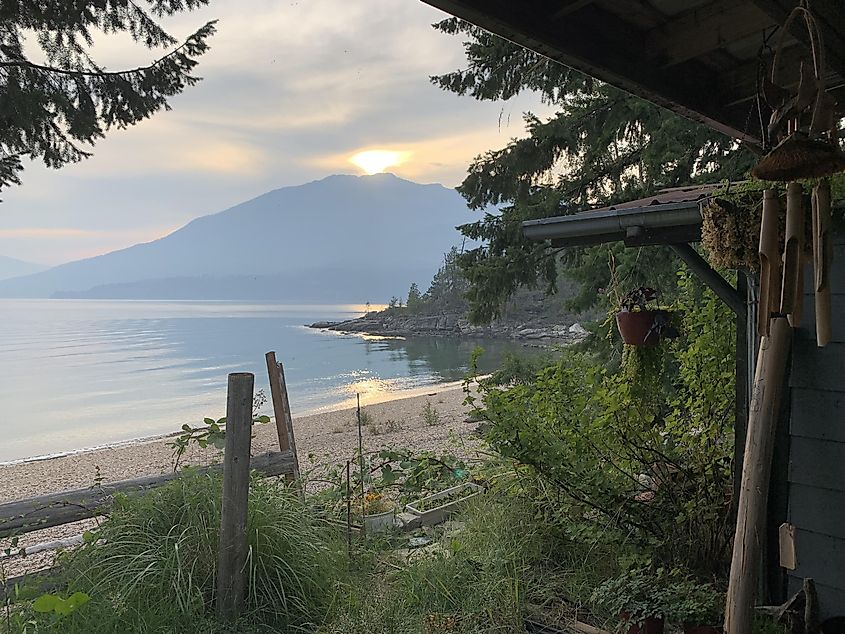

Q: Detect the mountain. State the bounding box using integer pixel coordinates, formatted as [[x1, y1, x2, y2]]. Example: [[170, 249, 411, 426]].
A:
[[0, 255, 46, 281], [0, 174, 477, 302]]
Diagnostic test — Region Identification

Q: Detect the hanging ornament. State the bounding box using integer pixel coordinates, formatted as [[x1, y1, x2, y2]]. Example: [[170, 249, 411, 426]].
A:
[[752, 5, 845, 181]]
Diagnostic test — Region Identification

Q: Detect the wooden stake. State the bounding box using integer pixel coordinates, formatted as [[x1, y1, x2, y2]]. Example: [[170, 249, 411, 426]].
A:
[[346, 460, 352, 556], [356, 393, 366, 538], [265, 351, 301, 482], [725, 318, 792, 634], [781, 182, 805, 317], [812, 180, 832, 347], [216, 372, 254, 622], [759, 190, 781, 337]]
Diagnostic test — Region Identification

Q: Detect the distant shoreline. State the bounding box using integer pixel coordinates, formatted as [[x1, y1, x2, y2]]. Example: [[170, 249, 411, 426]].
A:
[[308, 310, 590, 343]]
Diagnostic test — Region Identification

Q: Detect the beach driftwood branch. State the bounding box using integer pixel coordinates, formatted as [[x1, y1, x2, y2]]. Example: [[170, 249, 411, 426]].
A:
[[0, 450, 295, 538]]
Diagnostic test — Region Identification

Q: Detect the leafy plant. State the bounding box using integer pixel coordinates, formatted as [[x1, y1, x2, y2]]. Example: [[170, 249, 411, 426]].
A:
[[171, 390, 270, 470], [619, 287, 659, 312], [32, 593, 90, 618], [591, 568, 670, 627], [664, 575, 724, 625], [421, 402, 442, 427]]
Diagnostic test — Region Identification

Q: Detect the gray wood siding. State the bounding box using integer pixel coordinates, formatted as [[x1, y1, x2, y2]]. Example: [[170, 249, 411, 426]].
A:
[[787, 575, 845, 618], [789, 485, 845, 537], [785, 229, 845, 619], [790, 390, 845, 443], [788, 436, 845, 492]]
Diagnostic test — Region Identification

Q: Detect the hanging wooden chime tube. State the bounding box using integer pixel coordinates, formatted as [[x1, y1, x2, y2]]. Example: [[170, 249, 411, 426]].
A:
[[758, 190, 781, 337], [813, 179, 832, 346], [781, 182, 805, 318]]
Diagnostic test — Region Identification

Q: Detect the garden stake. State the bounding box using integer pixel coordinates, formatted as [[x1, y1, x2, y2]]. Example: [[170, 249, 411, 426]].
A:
[[812, 179, 832, 346], [356, 393, 366, 538], [759, 189, 780, 337], [346, 460, 352, 557]]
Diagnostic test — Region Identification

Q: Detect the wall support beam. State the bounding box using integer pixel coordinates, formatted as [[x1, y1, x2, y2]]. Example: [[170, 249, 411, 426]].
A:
[[670, 243, 747, 318]]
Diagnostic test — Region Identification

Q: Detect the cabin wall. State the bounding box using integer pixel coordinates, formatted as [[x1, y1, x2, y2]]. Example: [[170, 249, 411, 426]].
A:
[[785, 231, 845, 617]]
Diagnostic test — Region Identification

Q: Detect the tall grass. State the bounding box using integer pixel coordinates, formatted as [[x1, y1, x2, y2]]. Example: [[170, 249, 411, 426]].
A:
[[11, 470, 346, 633]]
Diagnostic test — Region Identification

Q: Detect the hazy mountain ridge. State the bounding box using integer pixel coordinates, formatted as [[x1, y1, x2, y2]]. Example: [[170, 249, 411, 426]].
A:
[[0, 255, 45, 281], [0, 174, 476, 302]]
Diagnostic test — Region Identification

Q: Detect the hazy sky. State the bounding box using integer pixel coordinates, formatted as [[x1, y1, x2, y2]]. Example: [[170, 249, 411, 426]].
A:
[[2, 1, 550, 266]]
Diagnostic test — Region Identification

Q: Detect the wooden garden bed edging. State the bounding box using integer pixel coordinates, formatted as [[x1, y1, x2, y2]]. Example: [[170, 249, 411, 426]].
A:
[[0, 449, 295, 539]]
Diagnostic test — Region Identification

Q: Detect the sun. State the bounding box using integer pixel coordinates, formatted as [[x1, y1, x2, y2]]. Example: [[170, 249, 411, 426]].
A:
[[349, 150, 405, 175]]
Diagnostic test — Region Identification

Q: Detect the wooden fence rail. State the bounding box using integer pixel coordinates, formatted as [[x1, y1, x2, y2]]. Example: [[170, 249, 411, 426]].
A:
[[0, 450, 296, 539]]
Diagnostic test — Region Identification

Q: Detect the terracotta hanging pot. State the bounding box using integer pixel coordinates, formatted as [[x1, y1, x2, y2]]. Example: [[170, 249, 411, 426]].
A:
[[616, 310, 665, 346]]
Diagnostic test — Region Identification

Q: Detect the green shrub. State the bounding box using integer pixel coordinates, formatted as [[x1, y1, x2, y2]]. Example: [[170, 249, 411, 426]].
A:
[[479, 273, 736, 577]]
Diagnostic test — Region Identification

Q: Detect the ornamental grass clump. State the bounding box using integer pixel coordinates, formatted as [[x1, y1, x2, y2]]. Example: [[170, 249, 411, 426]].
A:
[[15, 470, 346, 633]]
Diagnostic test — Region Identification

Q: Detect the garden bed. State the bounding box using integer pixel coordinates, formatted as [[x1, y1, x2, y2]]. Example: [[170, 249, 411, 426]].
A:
[[404, 482, 485, 525]]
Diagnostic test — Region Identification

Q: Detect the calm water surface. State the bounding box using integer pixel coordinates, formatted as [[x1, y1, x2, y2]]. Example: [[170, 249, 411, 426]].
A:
[[0, 300, 532, 461]]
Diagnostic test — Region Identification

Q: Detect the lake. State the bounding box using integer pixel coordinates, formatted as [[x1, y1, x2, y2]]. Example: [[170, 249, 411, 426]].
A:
[[0, 299, 534, 462]]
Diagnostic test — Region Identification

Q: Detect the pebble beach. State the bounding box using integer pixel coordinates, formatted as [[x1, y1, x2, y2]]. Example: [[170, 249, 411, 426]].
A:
[[0, 383, 483, 577]]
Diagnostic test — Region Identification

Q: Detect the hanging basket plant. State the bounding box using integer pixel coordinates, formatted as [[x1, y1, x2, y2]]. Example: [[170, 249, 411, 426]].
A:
[[699, 179, 837, 271], [615, 287, 678, 347]]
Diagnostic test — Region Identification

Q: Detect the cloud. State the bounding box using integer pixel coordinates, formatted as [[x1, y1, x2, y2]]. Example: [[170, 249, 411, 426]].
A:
[[0, 228, 101, 238], [2, 0, 553, 265]]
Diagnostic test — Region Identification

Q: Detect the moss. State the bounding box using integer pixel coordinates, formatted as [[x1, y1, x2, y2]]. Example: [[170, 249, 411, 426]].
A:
[[700, 174, 845, 270]]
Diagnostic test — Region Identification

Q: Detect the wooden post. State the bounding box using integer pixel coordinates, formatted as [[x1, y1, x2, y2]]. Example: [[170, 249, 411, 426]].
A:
[[216, 372, 254, 622], [265, 351, 301, 481], [725, 317, 792, 634]]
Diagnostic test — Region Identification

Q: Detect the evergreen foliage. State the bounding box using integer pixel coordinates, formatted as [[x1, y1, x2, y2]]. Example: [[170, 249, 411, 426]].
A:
[[431, 18, 755, 322], [0, 0, 216, 192], [405, 282, 422, 312], [422, 246, 469, 312]]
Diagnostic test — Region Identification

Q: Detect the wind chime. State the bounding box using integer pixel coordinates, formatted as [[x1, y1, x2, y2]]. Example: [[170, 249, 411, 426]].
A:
[[726, 4, 844, 633], [752, 3, 842, 344]]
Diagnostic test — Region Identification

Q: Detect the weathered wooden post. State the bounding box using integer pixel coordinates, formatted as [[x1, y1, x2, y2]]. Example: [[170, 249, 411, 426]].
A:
[[265, 351, 301, 482], [725, 317, 792, 634], [216, 372, 254, 622]]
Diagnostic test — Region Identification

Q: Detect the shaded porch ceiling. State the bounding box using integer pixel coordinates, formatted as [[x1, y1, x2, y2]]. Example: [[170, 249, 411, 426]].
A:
[[420, 0, 845, 148]]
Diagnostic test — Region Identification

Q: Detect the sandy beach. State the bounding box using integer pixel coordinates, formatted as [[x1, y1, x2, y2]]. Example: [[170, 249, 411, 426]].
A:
[[0, 382, 484, 577]]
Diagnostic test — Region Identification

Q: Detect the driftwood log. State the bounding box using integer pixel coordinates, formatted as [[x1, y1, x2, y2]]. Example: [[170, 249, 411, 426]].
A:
[[0, 450, 295, 538]]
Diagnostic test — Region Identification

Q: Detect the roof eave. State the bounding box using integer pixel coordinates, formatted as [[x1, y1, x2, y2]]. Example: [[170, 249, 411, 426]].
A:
[[522, 201, 703, 246]]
